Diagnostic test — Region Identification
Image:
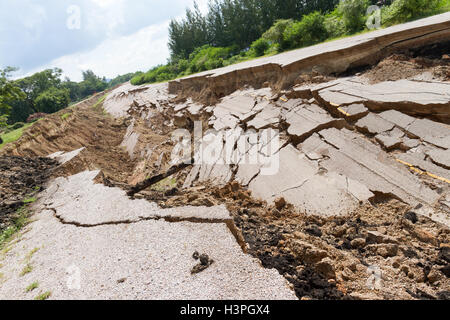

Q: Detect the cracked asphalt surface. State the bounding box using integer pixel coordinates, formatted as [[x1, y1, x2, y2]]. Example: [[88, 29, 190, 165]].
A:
[[0, 171, 296, 300]]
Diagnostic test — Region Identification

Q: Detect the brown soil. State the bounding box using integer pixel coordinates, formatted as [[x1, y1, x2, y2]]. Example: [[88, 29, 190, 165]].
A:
[[133, 182, 449, 300], [0, 93, 173, 185], [0, 156, 57, 230], [361, 41, 450, 83]]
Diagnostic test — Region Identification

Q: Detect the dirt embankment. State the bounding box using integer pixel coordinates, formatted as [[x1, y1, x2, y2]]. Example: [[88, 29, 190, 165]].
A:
[[0, 94, 138, 184], [0, 156, 57, 230], [358, 41, 450, 83]]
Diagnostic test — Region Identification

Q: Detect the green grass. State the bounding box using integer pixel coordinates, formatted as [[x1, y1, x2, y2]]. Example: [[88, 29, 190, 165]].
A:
[[0, 123, 33, 149], [23, 197, 37, 204], [20, 263, 33, 276], [26, 281, 39, 292], [60, 113, 71, 121], [34, 291, 51, 300], [150, 177, 177, 192], [0, 206, 31, 250], [25, 247, 39, 261], [92, 93, 107, 109]]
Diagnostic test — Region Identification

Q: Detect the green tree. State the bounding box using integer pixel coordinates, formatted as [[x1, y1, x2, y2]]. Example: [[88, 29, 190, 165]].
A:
[[34, 87, 70, 114], [283, 11, 328, 49], [0, 67, 25, 126], [262, 19, 295, 50], [336, 0, 370, 33], [382, 0, 442, 25]]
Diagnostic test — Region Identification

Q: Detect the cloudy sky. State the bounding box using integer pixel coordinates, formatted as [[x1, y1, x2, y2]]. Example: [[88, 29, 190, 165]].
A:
[[0, 0, 208, 81]]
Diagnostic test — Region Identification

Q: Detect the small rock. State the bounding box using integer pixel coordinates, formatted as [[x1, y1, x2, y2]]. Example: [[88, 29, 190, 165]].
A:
[[191, 253, 214, 275], [117, 278, 127, 284], [340, 268, 355, 281], [199, 254, 210, 266], [274, 197, 286, 210], [305, 224, 322, 237], [366, 244, 398, 258], [404, 211, 418, 224], [401, 265, 409, 275], [377, 244, 398, 258], [350, 238, 366, 249], [427, 266, 442, 284], [315, 258, 336, 279], [366, 231, 398, 245], [440, 265, 450, 278], [439, 246, 450, 263]]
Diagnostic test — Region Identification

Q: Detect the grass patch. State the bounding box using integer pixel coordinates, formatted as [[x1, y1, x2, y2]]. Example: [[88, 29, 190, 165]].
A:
[[20, 263, 33, 276], [0, 123, 33, 149], [23, 197, 37, 204], [34, 291, 51, 300], [25, 247, 39, 261], [0, 206, 31, 250], [92, 93, 107, 110], [60, 113, 71, 121], [150, 177, 177, 192], [26, 281, 39, 292]]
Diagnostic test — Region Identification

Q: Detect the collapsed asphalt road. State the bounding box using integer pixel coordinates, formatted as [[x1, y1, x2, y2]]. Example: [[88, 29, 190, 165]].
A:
[[0, 13, 449, 300]]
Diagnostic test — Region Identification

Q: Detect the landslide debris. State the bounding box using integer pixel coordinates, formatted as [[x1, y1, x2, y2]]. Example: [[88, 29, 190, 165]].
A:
[[0, 156, 57, 230], [131, 182, 449, 300], [359, 41, 450, 83]]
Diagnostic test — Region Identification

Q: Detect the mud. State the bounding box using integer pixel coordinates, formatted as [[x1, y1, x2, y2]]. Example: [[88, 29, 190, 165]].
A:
[[0, 156, 57, 229], [359, 41, 450, 83]]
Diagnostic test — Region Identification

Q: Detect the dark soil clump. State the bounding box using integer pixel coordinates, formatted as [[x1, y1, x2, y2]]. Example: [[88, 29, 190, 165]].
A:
[[0, 155, 57, 229]]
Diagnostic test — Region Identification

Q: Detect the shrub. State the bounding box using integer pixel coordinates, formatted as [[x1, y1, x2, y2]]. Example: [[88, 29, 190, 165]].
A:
[[262, 19, 295, 50], [250, 38, 270, 57], [324, 9, 347, 38], [283, 12, 328, 49], [382, 0, 442, 25], [35, 87, 70, 114], [188, 46, 232, 73], [337, 0, 370, 33]]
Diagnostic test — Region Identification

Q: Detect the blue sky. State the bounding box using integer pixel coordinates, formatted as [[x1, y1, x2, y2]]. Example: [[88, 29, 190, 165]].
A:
[[0, 0, 208, 81]]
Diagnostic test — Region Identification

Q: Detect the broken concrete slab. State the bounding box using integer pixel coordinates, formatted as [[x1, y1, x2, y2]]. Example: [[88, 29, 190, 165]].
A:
[[396, 152, 450, 182], [426, 149, 450, 169], [337, 103, 369, 120], [378, 110, 415, 130], [41, 171, 232, 225], [48, 148, 85, 165], [0, 175, 296, 299], [375, 127, 405, 150], [247, 145, 372, 216], [406, 118, 450, 149], [309, 128, 440, 207], [104, 82, 173, 118], [356, 113, 395, 135], [285, 103, 345, 141], [315, 79, 450, 122], [246, 103, 280, 130]]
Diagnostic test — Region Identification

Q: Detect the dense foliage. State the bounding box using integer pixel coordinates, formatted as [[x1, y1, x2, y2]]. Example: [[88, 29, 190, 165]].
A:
[[133, 0, 449, 86], [2, 0, 449, 126], [0, 67, 140, 126]]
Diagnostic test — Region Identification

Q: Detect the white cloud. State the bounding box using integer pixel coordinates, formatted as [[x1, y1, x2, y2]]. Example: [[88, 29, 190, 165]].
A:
[[8, 0, 212, 81], [26, 21, 170, 81]]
